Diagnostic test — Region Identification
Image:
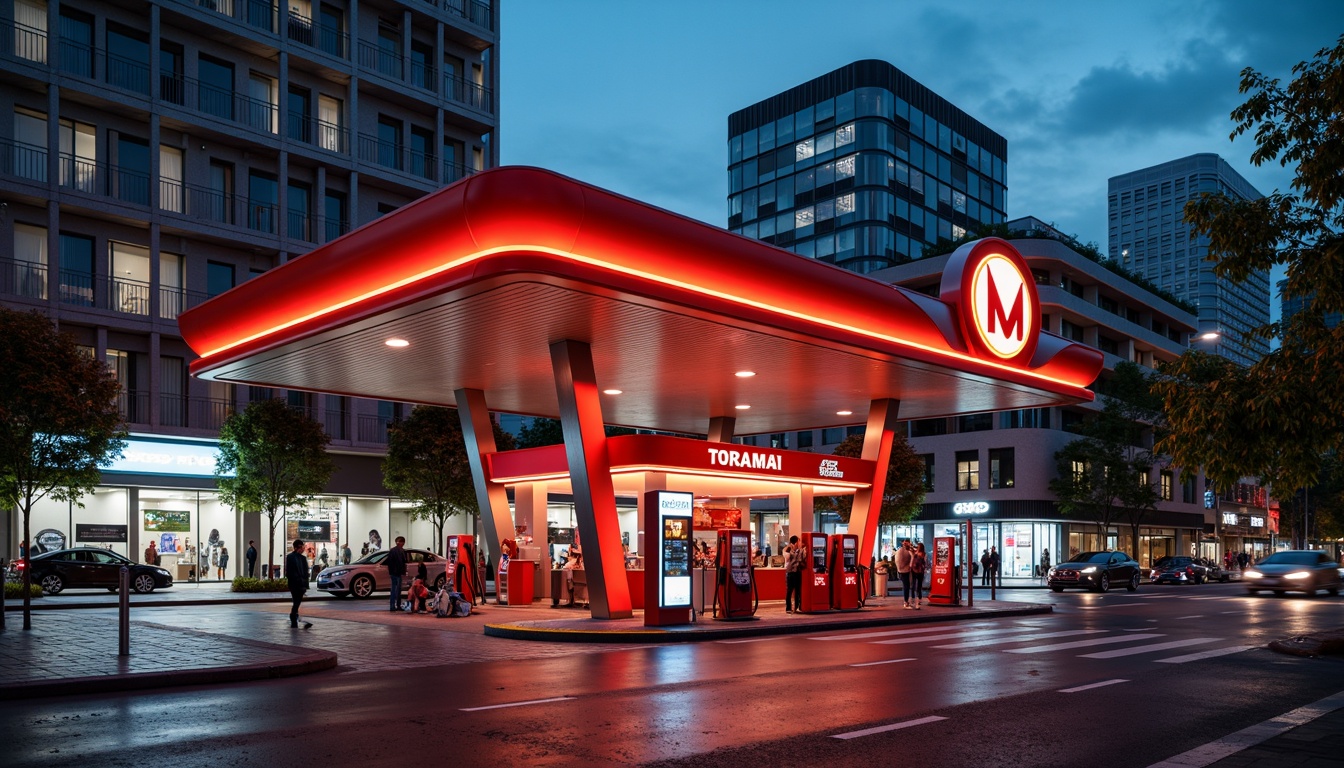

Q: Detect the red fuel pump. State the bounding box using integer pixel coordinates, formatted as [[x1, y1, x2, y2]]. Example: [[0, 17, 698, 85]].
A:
[[828, 533, 862, 611], [712, 529, 757, 620], [928, 535, 961, 606], [445, 534, 480, 604], [797, 531, 830, 613]]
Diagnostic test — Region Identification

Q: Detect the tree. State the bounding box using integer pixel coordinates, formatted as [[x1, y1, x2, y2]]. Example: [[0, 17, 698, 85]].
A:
[[215, 398, 333, 582], [383, 406, 515, 554], [814, 432, 926, 525], [1155, 35, 1344, 497], [1050, 362, 1163, 552], [515, 417, 635, 449], [0, 308, 125, 630]]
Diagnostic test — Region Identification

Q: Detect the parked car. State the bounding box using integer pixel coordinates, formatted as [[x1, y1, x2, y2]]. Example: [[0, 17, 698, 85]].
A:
[[316, 548, 448, 598], [1244, 550, 1342, 597], [1196, 557, 1230, 582], [17, 547, 173, 594], [1149, 556, 1210, 585], [1048, 551, 1142, 593]]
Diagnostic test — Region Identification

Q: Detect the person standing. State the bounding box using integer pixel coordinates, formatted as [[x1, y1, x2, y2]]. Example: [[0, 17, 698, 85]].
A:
[[895, 539, 915, 609], [387, 536, 408, 612], [144, 540, 159, 566], [341, 542, 352, 565], [989, 546, 1001, 587], [911, 542, 927, 609], [783, 535, 804, 614], [285, 539, 312, 629], [245, 540, 258, 578], [1040, 547, 1051, 579], [217, 545, 229, 580], [979, 549, 991, 586]]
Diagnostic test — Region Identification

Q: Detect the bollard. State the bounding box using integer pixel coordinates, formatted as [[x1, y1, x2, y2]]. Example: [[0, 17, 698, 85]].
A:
[[118, 566, 130, 656], [1, 558, 7, 631]]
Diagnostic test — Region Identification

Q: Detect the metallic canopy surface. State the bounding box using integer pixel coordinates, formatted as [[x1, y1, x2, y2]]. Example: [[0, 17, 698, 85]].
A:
[[179, 167, 1101, 435]]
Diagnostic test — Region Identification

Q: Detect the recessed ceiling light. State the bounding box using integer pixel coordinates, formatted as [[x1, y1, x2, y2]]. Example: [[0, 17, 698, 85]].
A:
[[735, 371, 756, 378], [837, 410, 853, 416], [603, 389, 622, 395], [735, 404, 751, 410], [385, 338, 410, 347]]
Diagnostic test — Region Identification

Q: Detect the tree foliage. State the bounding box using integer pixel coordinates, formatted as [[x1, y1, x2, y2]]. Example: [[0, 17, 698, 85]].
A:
[[814, 432, 926, 525], [215, 399, 333, 578], [1050, 363, 1163, 550], [383, 406, 515, 553], [515, 417, 634, 449], [1155, 35, 1344, 499], [0, 308, 125, 629]]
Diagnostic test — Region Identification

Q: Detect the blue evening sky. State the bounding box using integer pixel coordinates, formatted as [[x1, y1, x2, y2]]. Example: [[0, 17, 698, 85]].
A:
[[499, 0, 1341, 261]]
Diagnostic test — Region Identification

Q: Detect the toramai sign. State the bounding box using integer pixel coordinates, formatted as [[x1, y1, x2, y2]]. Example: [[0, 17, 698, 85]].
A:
[[707, 447, 782, 471]]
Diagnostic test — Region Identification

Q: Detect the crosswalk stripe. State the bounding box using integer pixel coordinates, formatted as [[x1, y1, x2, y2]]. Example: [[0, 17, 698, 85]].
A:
[[811, 622, 995, 641], [1059, 679, 1128, 693], [850, 657, 917, 667], [1005, 633, 1164, 654], [832, 715, 947, 740], [1079, 637, 1218, 659], [873, 627, 1036, 645], [932, 629, 1104, 649], [1156, 645, 1257, 664]]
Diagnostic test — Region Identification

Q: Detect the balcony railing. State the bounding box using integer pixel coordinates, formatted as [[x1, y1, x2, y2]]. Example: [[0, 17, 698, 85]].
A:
[[286, 110, 348, 154], [287, 208, 314, 242], [442, 0, 495, 31], [54, 152, 152, 206], [247, 198, 279, 234], [1, 137, 48, 183], [324, 217, 349, 242], [356, 40, 403, 80], [0, 257, 48, 300], [286, 11, 348, 58], [118, 391, 151, 425], [158, 284, 211, 321], [161, 395, 236, 430], [57, 270, 152, 315], [356, 414, 394, 444], [323, 408, 347, 440], [444, 73, 494, 114], [2, 20, 48, 64], [442, 159, 475, 186], [191, 0, 280, 35], [357, 133, 437, 180]]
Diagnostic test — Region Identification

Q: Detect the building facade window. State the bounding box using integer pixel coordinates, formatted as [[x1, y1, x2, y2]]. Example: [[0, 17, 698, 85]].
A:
[[206, 260, 234, 298], [59, 232, 95, 306], [1160, 470, 1173, 501], [921, 453, 935, 491], [11, 223, 49, 299], [956, 450, 979, 491], [988, 448, 1014, 489]]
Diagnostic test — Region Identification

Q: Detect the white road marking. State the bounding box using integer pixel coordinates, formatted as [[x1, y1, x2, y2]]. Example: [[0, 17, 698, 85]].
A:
[[1147, 689, 1344, 767], [932, 629, 1104, 649], [1174, 615, 1204, 620], [1156, 645, 1257, 664], [811, 622, 995, 641], [1189, 596, 1229, 601], [1079, 638, 1219, 659], [1005, 633, 1164, 654], [1059, 679, 1129, 693], [1126, 627, 1156, 631], [1219, 610, 1245, 614], [873, 627, 1036, 645], [832, 715, 947, 740], [460, 696, 575, 712], [849, 657, 916, 667], [717, 636, 793, 644]]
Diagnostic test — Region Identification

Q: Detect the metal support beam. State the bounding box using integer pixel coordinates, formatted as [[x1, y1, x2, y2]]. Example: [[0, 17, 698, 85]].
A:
[[848, 399, 900, 564], [455, 388, 514, 568], [707, 416, 735, 443], [549, 339, 633, 619]]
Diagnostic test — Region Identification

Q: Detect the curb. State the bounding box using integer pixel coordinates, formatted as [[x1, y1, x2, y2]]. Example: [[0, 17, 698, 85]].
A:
[[484, 603, 1052, 643]]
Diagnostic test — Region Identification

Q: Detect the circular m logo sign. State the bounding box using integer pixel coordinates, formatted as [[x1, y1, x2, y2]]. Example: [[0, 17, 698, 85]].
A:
[[940, 238, 1041, 365]]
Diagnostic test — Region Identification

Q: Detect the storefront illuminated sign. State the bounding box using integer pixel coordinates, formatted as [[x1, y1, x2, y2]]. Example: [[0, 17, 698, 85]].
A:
[[953, 501, 990, 515], [102, 437, 228, 478], [652, 491, 693, 608], [1222, 512, 1239, 526], [1250, 516, 1264, 528]]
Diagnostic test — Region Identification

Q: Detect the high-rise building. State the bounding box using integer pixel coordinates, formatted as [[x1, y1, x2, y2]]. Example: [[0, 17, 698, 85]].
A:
[[1, 0, 498, 570], [1107, 154, 1269, 366], [727, 60, 1006, 274]]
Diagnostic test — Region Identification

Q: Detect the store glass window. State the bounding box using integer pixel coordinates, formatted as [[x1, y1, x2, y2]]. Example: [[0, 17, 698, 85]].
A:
[[957, 413, 993, 433], [956, 450, 979, 491], [989, 448, 1014, 489], [821, 428, 844, 445]]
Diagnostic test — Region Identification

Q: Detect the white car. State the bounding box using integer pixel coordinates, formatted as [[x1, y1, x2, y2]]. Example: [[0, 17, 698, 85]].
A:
[[316, 548, 448, 598]]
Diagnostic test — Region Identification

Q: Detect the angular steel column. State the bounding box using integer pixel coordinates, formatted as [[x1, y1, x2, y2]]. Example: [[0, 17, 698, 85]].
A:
[[707, 416, 736, 443], [847, 398, 900, 563], [455, 388, 515, 567], [549, 339, 633, 619]]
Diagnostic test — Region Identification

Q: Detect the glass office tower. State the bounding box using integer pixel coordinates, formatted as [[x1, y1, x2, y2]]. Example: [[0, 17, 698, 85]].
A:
[[727, 60, 1007, 273]]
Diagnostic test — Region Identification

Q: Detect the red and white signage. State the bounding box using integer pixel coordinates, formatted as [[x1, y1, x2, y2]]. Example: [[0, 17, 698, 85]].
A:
[[940, 238, 1041, 366]]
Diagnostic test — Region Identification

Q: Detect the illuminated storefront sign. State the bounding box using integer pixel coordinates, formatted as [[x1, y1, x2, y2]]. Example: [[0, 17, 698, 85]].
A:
[[102, 437, 227, 478], [953, 501, 990, 515], [652, 491, 693, 609], [1222, 512, 1239, 526], [1250, 516, 1264, 528]]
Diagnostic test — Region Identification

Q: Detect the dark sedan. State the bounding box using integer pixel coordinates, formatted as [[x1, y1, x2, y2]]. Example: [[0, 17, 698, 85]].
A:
[[1048, 551, 1142, 593], [19, 547, 173, 594], [1149, 556, 1209, 585], [1244, 550, 1342, 597]]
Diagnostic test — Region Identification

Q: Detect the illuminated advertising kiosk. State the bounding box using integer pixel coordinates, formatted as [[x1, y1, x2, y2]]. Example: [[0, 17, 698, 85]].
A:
[[644, 490, 694, 627], [828, 533, 861, 611], [929, 536, 960, 606], [178, 167, 1102, 621]]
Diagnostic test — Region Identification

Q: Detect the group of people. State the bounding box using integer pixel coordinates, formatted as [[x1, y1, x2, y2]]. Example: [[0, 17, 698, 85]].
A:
[[1224, 550, 1252, 570], [893, 539, 928, 609], [979, 546, 1002, 586], [143, 540, 231, 580]]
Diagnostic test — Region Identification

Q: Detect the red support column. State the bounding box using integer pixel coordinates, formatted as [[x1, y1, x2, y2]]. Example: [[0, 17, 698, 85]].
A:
[[847, 399, 900, 566], [455, 388, 515, 566], [549, 339, 633, 619]]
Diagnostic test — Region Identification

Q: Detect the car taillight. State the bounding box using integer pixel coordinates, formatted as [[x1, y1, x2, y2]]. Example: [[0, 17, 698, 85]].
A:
[[1185, 567, 1194, 576]]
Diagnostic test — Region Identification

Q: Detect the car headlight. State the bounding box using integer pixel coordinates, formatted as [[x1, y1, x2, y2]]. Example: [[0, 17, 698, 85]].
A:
[[1285, 571, 1311, 580], [1080, 566, 1097, 574], [322, 569, 349, 580], [156, 569, 170, 576], [1047, 568, 1056, 577], [1244, 570, 1262, 579]]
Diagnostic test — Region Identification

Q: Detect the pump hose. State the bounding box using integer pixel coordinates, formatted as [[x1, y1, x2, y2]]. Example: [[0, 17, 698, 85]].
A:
[[712, 565, 723, 619], [855, 563, 868, 609], [751, 563, 759, 616]]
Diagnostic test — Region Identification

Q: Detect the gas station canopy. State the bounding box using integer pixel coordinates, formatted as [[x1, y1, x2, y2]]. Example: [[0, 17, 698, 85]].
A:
[[179, 167, 1101, 436]]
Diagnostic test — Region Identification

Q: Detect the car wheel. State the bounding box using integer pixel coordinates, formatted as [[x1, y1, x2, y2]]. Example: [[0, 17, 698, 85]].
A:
[[350, 574, 375, 599], [1127, 574, 1140, 592], [1095, 573, 1110, 593], [1274, 590, 1285, 597], [1051, 586, 1063, 593], [40, 574, 64, 595], [433, 574, 446, 591], [133, 574, 156, 593]]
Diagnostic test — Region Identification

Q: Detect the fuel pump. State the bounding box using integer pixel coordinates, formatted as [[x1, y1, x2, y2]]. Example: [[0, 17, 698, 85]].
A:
[[446, 534, 481, 605], [828, 533, 862, 611], [711, 529, 758, 620], [928, 535, 961, 606], [797, 531, 831, 613]]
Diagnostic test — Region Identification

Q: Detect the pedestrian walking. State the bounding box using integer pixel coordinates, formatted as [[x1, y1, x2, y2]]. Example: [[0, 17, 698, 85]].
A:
[[896, 539, 915, 608], [911, 542, 927, 609], [245, 540, 258, 578], [285, 539, 311, 629], [979, 549, 991, 586], [989, 546, 1001, 587], [783, 535, 804, 613], [216, 545, 229, 580], [145, 540, 159, 566], [387, 536, 408, 612]]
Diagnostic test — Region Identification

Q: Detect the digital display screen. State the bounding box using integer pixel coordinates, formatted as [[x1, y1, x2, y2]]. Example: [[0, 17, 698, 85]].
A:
[[655, 492, 694, 608], [842, 538, 856, 572], [811, 539, 827, 572], [730, 532, 751, 587]]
